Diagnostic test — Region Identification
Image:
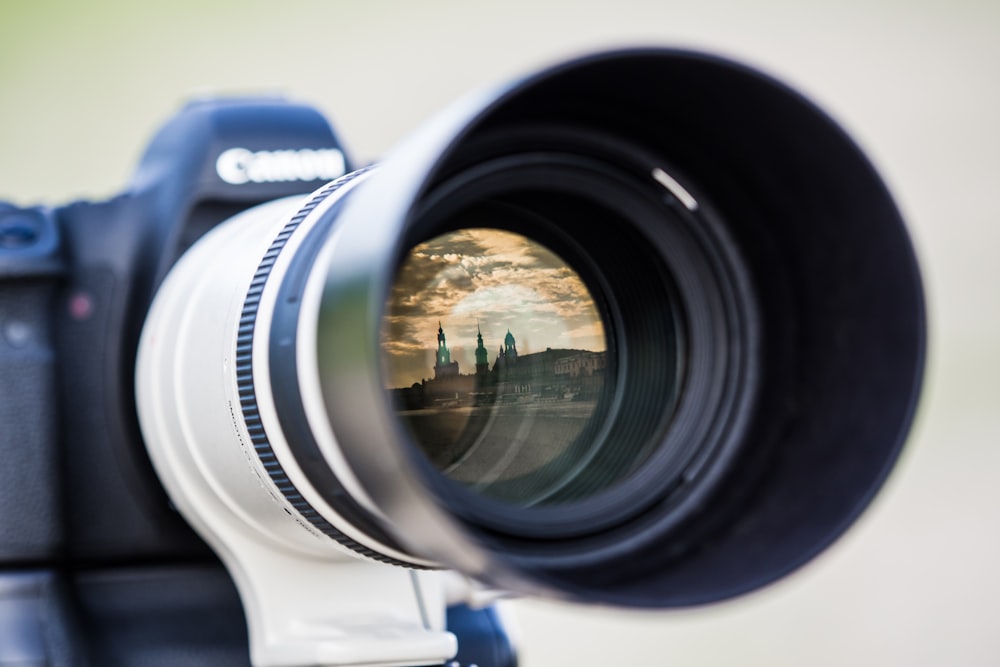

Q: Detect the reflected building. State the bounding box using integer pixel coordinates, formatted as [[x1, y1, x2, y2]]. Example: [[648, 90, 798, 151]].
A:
[[391, 322, 606, 410], [553, 351, 606, 378], [494, 329, 518, 368], [475, 324, 490, 376], [433, 322, 459, 379]]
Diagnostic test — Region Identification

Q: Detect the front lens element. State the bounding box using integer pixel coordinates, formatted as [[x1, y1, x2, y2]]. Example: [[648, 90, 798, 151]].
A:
[[383, 228, 610, 506]]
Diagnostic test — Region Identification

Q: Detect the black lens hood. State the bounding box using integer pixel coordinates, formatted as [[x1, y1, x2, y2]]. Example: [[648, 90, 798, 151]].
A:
[[308, 48, 924, 607]]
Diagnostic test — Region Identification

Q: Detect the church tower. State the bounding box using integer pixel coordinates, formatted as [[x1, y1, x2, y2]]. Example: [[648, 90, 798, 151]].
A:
[[494, 328, 519, 369], [433, 322, 459, 379], [475, 322, 489, 376], [503, 329, 518, 363]]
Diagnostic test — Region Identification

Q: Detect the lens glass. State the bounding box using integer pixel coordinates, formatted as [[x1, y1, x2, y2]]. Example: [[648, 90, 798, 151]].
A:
[[382, 228, 610, 507]]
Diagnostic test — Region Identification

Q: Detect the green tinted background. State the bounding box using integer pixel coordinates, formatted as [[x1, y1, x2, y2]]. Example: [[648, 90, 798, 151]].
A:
[[2, 1, 998, 664]]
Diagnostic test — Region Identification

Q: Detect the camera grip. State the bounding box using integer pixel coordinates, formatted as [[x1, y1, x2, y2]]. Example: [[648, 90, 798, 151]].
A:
[[0, 281, 63, 562]]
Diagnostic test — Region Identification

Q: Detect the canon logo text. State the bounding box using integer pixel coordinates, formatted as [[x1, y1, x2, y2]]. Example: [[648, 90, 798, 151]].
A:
[[216, 147, 346, 185]]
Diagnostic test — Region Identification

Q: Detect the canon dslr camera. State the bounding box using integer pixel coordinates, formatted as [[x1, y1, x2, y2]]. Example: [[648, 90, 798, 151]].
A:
[[0, 49, 924, 666]]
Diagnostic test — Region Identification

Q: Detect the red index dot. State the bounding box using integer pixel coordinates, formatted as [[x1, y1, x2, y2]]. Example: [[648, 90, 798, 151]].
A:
[[69, 292, 94, 321]]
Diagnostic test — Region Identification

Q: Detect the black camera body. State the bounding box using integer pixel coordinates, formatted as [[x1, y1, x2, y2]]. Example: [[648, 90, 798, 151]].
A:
[[0, 99, 356, 664]]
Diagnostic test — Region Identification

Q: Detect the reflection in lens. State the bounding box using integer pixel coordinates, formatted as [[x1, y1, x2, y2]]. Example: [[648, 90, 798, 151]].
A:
[[382, 228, 609, 506]]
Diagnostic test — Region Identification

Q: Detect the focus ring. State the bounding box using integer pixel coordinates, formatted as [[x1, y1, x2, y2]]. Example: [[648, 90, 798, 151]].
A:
[[235, 168, 420, 568]]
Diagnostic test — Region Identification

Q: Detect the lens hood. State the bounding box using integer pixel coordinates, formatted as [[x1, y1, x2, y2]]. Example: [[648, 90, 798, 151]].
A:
[[312, 48, 924, 606]]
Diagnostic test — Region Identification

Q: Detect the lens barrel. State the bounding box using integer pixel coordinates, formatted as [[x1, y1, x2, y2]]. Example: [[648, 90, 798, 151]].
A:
[[138, 48, 924, 609]]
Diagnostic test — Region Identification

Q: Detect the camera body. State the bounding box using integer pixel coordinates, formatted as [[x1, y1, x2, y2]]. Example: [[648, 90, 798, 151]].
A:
[[0, 97, 350, 562], [0, 98, 453, 665]]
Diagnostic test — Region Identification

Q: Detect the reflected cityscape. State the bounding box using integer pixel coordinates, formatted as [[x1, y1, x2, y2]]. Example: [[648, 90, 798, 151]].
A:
[[389, 322, 606, 410], [388, 322, 607, 499]]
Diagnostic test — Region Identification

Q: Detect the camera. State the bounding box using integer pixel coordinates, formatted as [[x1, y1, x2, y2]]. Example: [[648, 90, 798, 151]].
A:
[[0, 49, 924, 666]]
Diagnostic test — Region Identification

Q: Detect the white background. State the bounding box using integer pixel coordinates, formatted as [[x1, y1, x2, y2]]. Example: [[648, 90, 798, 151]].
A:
[[2, 1, 998, 665]]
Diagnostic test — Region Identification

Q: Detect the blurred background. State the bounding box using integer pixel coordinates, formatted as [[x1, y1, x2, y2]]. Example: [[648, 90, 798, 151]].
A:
[[1, 0, 997, 665]]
